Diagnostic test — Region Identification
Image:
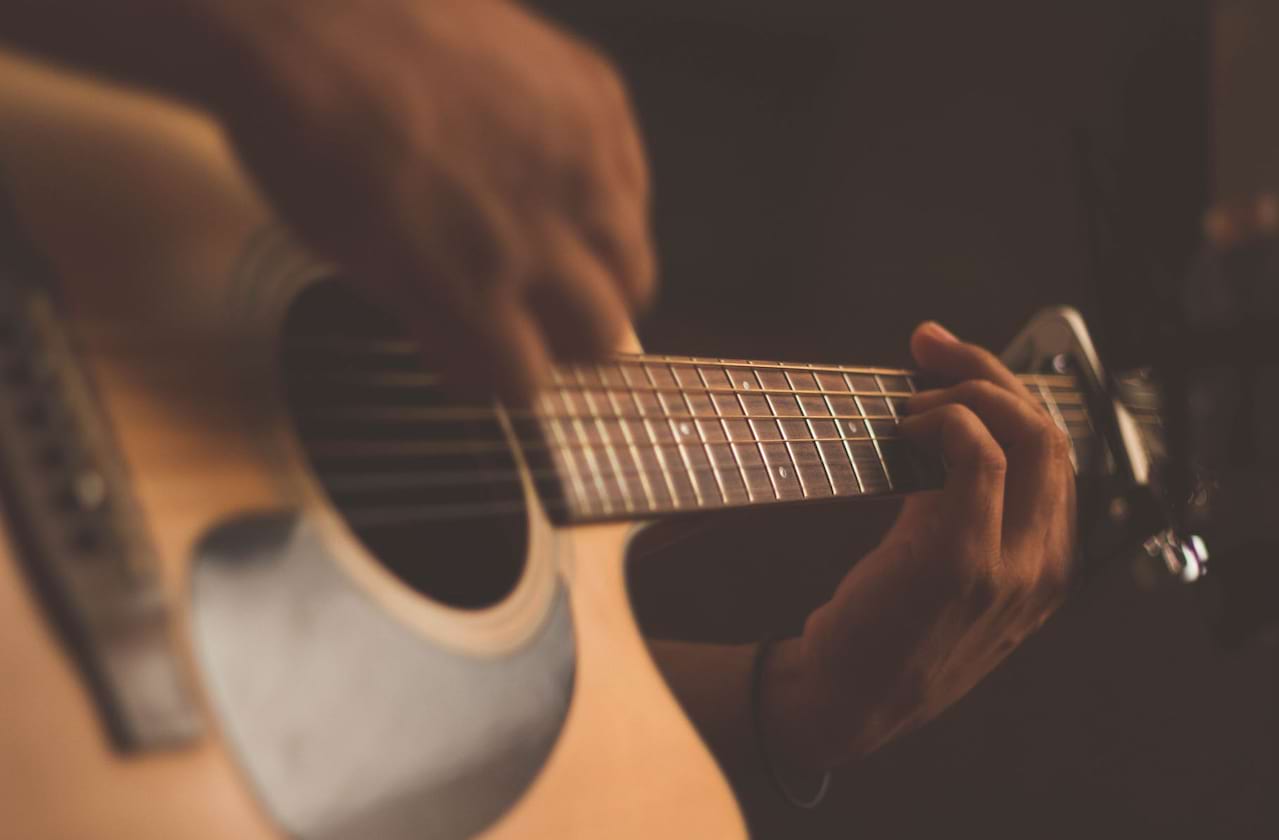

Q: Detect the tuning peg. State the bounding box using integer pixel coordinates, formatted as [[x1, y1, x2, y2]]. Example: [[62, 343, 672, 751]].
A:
[[1134, 529, 1209, 587]]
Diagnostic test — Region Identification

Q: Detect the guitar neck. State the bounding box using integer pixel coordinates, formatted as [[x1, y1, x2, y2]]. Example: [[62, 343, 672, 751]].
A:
[[524, 354, 1095, 523]]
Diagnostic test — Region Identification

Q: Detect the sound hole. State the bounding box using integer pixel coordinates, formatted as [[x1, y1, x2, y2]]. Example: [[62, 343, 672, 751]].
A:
[[280, 280, 527, 609]]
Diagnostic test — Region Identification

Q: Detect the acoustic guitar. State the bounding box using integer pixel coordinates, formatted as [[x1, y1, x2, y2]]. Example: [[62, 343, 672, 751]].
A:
[[0, 52, 1178, 839]]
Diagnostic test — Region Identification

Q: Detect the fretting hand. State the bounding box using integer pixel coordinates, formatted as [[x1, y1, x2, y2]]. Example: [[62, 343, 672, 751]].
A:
[[762, 322, 1077, 770]]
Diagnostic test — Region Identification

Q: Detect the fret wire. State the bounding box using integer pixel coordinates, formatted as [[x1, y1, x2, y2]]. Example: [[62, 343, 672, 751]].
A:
[[285, 339, 1081, 390], [790, 370, 840, 496], [597, 365, 660, 511], [767, 368, 808, 498], [750, 368, 800, 500], [698, 365, 757, 503], [675, 367, 737, 506], [723, 361, 779, 502], [272, 375, 1130, 521], [625, 367, 687, 509], [728, 362, 781, 502], [783, 369, 836, 497], [550, 370, 614, 516], [859, 375, 893, 493], [534, 390, 594, 516], [648, 363, 708, 508], [820, 375, 866, 495], [575, 369, 637, 514]]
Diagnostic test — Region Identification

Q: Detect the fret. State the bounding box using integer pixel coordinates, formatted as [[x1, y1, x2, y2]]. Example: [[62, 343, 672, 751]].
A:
[[535, 390, 594, 517], [598, 364, 672, 511], [694, 366, 757, 504], [847, 372, 893, 494], [782, 370, 838, 496], [582, 366, 653, 512], [672, 365, 749, 505], [646, 363, 722, 507], [621, 364, 695, 508], [709, 365, 776, 502], [550, 370, 625, 514], [731, 372, 784, 500], [748, 369, 806, 500], [573, 372, 636, 514], [527, 356, 1097, 521], [815, 372, 868, 494], [792, 372, 861, 496]]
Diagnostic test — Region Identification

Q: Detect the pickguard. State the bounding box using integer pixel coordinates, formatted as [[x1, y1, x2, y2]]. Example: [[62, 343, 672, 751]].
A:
[[190, 513, 575, 840]]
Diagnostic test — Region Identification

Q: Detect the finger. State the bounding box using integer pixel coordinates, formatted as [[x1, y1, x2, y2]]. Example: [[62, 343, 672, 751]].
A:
[[906, 380, 1046, 446], [360, 205, 553, 403], [577, 184, 657, 311], [906, 380, 1070, 551], [909, 322, 1036, 405], [408, 289, 554, 405], [574, 43, 652, 201], [897, 404, 1005, 547], [526, 220, 633, 360], [559, 107, 656, 311]]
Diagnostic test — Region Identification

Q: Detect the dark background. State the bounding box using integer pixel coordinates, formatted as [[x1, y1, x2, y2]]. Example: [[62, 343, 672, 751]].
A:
[[532, 2, 1278, 837]]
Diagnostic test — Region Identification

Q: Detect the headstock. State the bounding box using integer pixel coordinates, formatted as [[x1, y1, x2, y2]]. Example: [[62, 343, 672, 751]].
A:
[[1001, 307, 1210, 585]]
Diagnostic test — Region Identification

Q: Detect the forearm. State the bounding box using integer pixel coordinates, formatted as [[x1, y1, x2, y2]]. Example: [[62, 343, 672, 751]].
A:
[[0, 0, 282, 110], [648, 638, 835, 798]]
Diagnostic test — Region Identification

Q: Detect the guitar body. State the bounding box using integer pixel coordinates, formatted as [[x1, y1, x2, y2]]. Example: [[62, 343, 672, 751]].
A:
[[0, 53, 745, 839]]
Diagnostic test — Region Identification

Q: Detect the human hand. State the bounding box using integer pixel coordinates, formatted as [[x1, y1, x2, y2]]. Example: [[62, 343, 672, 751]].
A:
[[203, 0, 654, 399], [764, 322, 1076, 770]]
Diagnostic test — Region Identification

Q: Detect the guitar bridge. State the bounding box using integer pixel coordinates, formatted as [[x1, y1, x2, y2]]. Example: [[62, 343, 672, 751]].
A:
[[0, 225, 201, 751]]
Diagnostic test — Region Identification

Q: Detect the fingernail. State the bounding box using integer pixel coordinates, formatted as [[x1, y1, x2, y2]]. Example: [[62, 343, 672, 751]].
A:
[[925, 321, 958, 342]]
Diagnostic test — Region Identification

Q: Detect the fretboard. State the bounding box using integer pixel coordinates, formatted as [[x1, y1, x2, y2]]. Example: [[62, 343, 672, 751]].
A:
[[525, 354, 1095, 522]]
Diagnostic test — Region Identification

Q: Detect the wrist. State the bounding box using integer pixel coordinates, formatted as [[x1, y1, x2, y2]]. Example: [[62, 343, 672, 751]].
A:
[[759, 636, 839, 774]]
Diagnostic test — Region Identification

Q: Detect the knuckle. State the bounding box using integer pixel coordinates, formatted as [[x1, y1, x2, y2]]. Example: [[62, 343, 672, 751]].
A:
[[977, 443, 1008, 475], [1034, 418, 1072, 462], [956, 556, 1000, 613], [939, 402, 980, 429], [1007, 565, 1038, 604], [951, 343, 1001, 379], [941, 404, 1007, 473], [961, 379, 1004, 402]]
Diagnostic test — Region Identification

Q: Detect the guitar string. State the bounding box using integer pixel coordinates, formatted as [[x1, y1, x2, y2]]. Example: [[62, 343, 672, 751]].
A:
[[294, 402, 1095, 423], [296, 388, 1106, 494], [291, 375, 1074, 403], [280, 338, 1087, 387], [310, 427, 1102, 495], [307, 417, 1110, 521], [87, 331, 1087, 391], [60, 333, 1166, 526], [74, 338, 1153, 522]]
